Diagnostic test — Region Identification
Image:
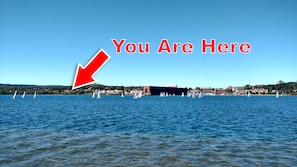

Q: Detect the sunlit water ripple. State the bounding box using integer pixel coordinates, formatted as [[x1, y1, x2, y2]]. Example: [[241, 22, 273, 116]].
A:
[[1, 95, 297, 166]]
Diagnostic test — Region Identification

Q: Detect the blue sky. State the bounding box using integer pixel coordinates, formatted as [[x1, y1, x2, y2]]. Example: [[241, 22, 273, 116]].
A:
[[1, 0, 296, 88]]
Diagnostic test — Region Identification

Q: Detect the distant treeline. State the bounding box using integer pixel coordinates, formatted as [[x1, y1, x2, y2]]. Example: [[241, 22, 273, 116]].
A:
[[0, 84, 142, 95]]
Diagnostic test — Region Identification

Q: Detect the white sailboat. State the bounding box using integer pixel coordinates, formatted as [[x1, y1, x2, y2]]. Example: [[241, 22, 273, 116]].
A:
[[160, 92, 164, 97], [33, 91, 36, 99], [12, 90, 17, 99], [276, 90, 279, 99], [133, 92, 140, 99], [198, 91, 203, 99], [181, 92, 184, 97], [133, 91, 142, 99], [92, 90, 96, 98], [121, 92, 125, 97], [97, 90, 101, 99], [247, 91, 251, 97], [192, 92, 195, 98], [187, 92, 191, 97], [133, 92, 138, 99], [247, 77, 251, 98], [22, 92, 26, 98]]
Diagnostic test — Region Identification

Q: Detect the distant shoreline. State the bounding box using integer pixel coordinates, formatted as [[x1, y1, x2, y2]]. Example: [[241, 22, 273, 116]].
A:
[[1, 82, 297, 96]]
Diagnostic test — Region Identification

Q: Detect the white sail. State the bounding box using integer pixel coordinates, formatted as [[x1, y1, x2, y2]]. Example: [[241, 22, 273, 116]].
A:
[[133, 91, 142, 99], [198, 92, 203, 98], [97, 90, 101, 99], [160, 92, 163, 97], [181, 92, 184, 97], [192, 92, 195, 98], [133, 92, 138, 99], [160, 92, 166, 97], [33, 91, 36, 99], [276, 90, 279, 99], [12, 90, 17, 99], [187, 92, 191, 97], [121, 92, 125, 97], [247, 91, 251, 97], [22, 92, 26, 98], [92, 90, 96, 98]]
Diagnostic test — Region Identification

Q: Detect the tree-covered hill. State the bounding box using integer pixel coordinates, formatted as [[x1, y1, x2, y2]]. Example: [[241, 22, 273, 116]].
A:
[[0, 84, 143, 95]]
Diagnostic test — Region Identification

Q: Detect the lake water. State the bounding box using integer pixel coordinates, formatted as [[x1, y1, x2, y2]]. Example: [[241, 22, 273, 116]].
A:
[[1, 95, 297, 166]]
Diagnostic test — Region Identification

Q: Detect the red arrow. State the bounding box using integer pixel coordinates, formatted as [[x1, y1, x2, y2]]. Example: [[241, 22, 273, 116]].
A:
[[72, 49, 110, 90]]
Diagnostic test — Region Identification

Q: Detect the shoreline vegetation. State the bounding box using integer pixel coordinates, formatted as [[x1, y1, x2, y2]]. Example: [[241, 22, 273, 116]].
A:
[[1, 81, 297, 96]]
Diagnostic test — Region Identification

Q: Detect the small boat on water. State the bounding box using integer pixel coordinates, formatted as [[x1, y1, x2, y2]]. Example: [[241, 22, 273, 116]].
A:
[[247, 91, 251, 97], [133, 91, 142, 99], [121, 92, 125, 97], [22, 92, 26, 98], [12, 90, 17, 99], [160, 92, 165, 97], [33, 91, 36, 99], [276, 90, 279, 99], [97, 90, 101, 99], [198, 91, 203, 99], [181, 92, 184, 97], [192, 92, 195, 98], [187, 92, 191, 97], [92, 90, 96, 98]]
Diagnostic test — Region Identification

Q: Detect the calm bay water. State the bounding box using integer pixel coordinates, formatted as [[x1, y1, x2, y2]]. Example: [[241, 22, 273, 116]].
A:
[[0, 95, 297, 166]]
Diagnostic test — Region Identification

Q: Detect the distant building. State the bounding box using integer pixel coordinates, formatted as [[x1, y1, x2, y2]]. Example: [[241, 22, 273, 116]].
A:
[[202, 87, 214, 94], [143, 86, 188, 96], [214, 88, 225, 95], [233, 86, 246, 95]]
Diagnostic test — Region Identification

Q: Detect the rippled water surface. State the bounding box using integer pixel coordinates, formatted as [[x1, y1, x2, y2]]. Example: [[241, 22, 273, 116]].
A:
[[1, 95, 297, 166]]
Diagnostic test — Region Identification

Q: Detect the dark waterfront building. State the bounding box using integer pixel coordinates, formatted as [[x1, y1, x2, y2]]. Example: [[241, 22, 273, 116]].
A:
[[143, 86, 188, 96]]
